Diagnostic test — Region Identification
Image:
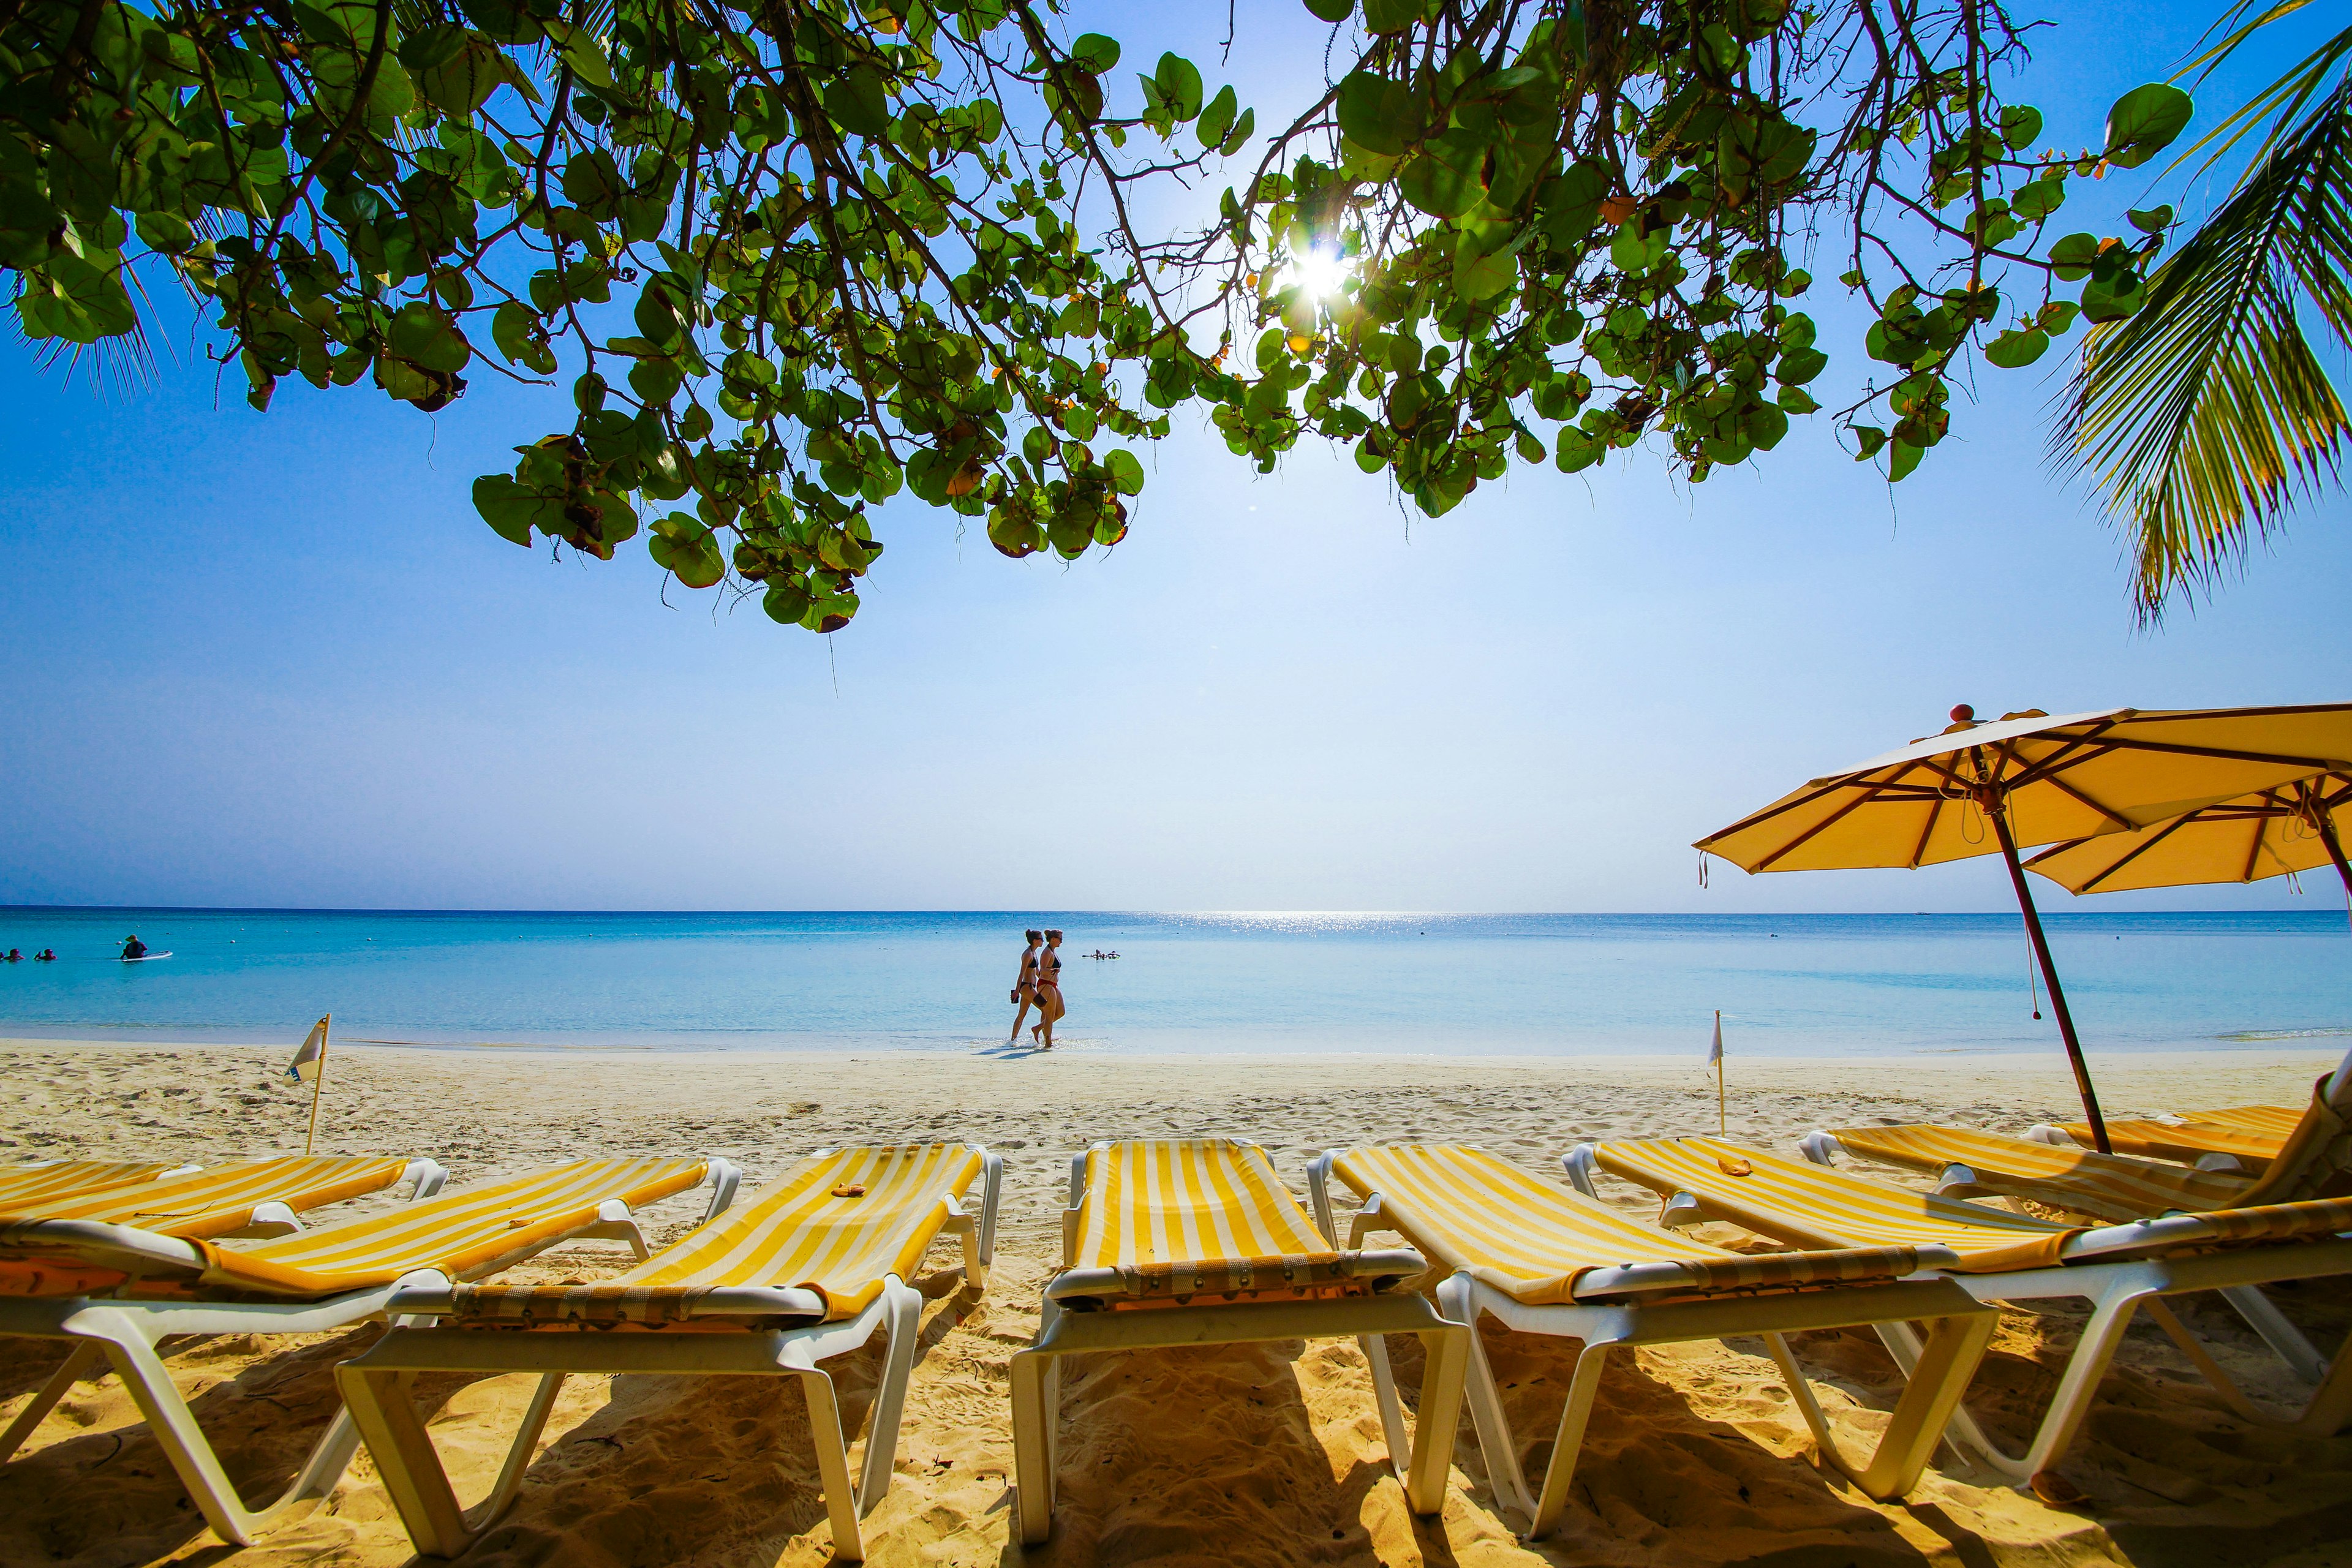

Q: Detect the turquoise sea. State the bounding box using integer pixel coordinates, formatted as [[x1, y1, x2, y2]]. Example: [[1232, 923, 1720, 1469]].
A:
[[0, 908, 2345, 1058]]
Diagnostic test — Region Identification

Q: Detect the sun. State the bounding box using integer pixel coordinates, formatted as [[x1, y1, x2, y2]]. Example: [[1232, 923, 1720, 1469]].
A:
[[1286, 246, 1352, 301]]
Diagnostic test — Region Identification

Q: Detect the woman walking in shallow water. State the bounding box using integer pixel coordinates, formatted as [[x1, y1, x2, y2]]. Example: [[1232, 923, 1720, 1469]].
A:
[[1008, 930, 1042, 1045], [1031, 929, 1065, 1049]]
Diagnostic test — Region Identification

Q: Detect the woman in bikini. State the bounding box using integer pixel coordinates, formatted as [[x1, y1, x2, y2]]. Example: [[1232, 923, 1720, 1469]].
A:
[[1031, 929, 1065, 1049], [1008, 930, 1043, 1044]]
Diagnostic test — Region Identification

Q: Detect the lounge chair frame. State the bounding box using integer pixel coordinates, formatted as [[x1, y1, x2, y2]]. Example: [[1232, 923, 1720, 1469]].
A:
[[1569, 1141, 2352, 1484], [1310, 1152, 1995, 1539], [0, 1159, 739, 1547], [1011, 1142, 1470, 1548], [334, 1147, 1000, 1564]]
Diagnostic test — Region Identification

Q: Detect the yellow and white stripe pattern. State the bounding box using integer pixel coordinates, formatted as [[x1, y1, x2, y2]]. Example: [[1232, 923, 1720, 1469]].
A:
[[162, 1156, 711, 1297], [452, 1144, 981, 1324], [1825, 1125, 2252, 1222], [1594, 1137, 2076, 1269], [1333, 1145, 1921, 1304], [0, 1161, 181, 1210], [0, 1156, 414, 1238], [1070, 1139, 1345, 1297], [2073, 1114, 2293, 1167]]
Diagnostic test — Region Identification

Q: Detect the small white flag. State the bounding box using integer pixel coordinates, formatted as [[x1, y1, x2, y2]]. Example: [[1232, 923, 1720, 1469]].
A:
[[288, 1017, 329, 1083], [1706, 1010, 1723, 1067]]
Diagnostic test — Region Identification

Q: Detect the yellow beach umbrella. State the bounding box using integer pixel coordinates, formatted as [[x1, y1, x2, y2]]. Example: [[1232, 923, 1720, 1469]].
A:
[[2026, 772, 2352, 897], [1696, 702, 2352, 1150]]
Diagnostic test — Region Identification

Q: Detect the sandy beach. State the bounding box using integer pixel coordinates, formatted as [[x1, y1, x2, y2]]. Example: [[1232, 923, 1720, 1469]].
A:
[[3, 1039, 2348, 1566]]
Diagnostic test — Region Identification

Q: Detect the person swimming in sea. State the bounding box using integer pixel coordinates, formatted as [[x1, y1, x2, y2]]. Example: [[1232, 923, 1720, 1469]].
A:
[[1031, 929, 1064, 1049], [33, 949, 54, 962], [2, 949, 18, 962], [120, 935, 148, 960], [1008, 929, 1043, 1045]]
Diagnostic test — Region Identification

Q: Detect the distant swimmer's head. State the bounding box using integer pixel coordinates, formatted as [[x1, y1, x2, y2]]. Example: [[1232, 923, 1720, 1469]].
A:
[[1025, 929, 1043, 944]]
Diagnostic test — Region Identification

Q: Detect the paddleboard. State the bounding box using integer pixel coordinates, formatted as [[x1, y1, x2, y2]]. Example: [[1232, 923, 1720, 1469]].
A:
[[121, 952, 173, 962]]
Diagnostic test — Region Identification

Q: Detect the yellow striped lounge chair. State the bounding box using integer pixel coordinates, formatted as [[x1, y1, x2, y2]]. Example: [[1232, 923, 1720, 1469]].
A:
[[1800, 1124, 2252, 1223], [1571, 1134, 2352, 1488], [0, 1153, 449, 1240], [1011, 1138, 1469, 1548], [1306, 1145, 1994, 1537], [0, 1159, 202, 1208], [2032, 1104, 2299, 1171], [336, 1143, 1000, 1564], [0, 1153, 736, 1547]]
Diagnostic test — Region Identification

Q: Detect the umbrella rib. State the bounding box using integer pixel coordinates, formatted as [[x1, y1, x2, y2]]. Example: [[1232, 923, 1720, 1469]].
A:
[[1750, 770, 1912, 871], [1907, 794, 1942, 870], [2075, 810, 2202, 892], [1695, 774, 1874, 848], [2076, 736, 2345, 768]]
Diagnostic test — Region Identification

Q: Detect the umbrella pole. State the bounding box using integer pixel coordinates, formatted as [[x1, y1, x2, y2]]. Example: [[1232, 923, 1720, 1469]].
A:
[[2317, 812, 2352, 899], [1991, 809, 2111, 1153]]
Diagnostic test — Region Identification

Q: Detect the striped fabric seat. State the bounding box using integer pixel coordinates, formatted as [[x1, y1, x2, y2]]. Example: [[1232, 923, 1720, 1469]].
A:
[[0, 1160, 184, 1210], [1, 1155, 417, 1239], [0, 1156, 710, 1299], [1067, 1138, 1361, 1298], [448, 1144, 982, 1324], [1822, 1125, 2252, 1222], [1596, 1136, 2077, 1270], [2073, 1113, 2292, 1167], [1331, 1145, 1924, 1303]]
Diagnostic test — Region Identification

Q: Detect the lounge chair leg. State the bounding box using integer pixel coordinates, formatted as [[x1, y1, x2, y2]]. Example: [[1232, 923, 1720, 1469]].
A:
[[1403, 1322, 1469, 1516], [2018, 1284, 2149, 1483], [1009, 1345, 1058, 1547], [1759, 1332, 1841, 1459], [69, 1308, 360, 1547], [1853, 1314, 1996, 1499], [0, 1341, 104, 1463], [337, 1364, 475, 1556], [1437, 1275, 1534, 1523], [1872, 1319, 2016, 1477], [456, 1371, 568, 1536], [1361, 1331, 1411, 1480], [854, 1279, 922, 1513], [1526, 1341, 1610, 1541], [2220, 1284, 2329, 1385], [797, 1368, 865, 1562]]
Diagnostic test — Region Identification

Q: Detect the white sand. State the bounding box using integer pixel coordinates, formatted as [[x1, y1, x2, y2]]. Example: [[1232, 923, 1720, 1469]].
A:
[[2, 1039, 2348, 1566]]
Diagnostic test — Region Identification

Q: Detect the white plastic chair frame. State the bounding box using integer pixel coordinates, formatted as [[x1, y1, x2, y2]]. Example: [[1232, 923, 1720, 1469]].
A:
[[1010, 1140, 1471, 1548], [1566, 1142, 2352, 1486], [0, 1155, 450, 1467], [333, 1146, 1000, 1565], [1798, 1128, 2331, 1387], [1308, 1152, 1995, 1539], [0, 1156, 741, 1548]]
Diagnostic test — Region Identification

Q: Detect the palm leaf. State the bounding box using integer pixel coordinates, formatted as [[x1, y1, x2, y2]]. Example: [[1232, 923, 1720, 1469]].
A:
[[2054, 79, 2352, 622], [2173, 4, 2352, 178]]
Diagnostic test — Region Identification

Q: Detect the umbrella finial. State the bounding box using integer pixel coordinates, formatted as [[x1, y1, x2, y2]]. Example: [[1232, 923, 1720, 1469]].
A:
[[1950, 703, 1975, 723]]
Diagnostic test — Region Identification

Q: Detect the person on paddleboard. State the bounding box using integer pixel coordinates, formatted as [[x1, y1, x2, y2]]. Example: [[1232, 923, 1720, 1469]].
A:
[[120, 935, 148, 960]]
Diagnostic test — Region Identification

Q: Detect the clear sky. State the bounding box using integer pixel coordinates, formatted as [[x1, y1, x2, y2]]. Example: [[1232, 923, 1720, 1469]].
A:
[[2, 1, 2345, 915]]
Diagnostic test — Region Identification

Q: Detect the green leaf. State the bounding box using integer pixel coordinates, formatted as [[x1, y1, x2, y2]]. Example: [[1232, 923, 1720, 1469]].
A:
[[1221, 107, 1256, 154], [1851, 424, 1888, 459], [1105, 448, 1145, 494], [2011, 177, 2066, 222], [1983, 327, 2049, 369], [1362, 0, 1420, 34], [2104, 83, 2193, 170], [1454, 242, 1516, 301], [1068, 32, 1120, 74], [824, 64, 892, 139], [1303, 0, 1355, 20], [1399, 130, 1487, 218], [472, 473, 560, 546], [1887, 439, 1923, 481], [2000, 105, 2043, 151], [2128, 205, 2176, 235], [1337, 72, 1421, 157], [2048, 232, 2100, 280], [1197, 85, 1237, 148], [763, 579, 813, 624], [649, 513, 726, 587], [1153, 53, 1204, 121]]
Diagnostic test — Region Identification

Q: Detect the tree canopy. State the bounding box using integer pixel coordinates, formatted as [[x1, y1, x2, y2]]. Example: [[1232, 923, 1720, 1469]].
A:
[[0, 0, 2195, 631]]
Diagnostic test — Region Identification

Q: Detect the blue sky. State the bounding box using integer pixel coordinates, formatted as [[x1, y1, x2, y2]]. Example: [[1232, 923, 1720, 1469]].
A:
[[2, 1, 2346, 914]]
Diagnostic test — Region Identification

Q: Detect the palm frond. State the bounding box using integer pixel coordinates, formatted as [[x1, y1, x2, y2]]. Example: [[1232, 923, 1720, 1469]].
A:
[[2054, 80, 2352, 622], [2173, 6, 2352, 178]]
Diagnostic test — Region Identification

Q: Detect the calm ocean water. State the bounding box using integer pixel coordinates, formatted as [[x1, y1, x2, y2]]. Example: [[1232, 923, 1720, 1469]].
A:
[[0, 908, 2343, 1058]]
